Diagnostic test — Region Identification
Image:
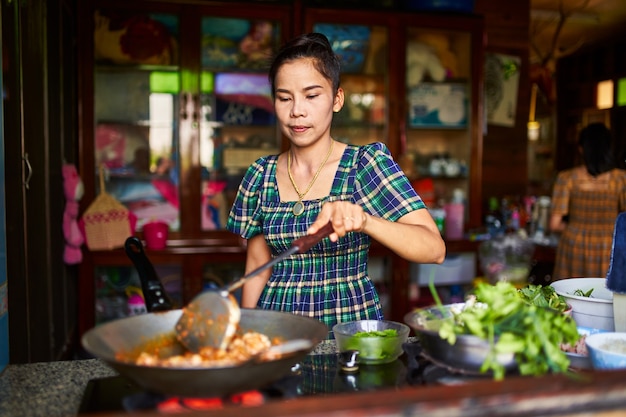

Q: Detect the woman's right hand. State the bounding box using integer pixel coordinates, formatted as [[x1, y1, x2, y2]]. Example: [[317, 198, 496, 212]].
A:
[[308, 201, 368, 242]]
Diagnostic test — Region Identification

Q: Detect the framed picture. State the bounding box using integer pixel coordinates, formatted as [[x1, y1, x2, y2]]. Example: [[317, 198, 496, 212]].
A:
[[485, 53, 521, 127]]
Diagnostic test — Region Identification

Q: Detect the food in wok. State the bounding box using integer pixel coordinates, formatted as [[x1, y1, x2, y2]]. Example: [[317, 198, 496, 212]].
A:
[[128, 330, 272, 368], [82, 309, 328, 397]]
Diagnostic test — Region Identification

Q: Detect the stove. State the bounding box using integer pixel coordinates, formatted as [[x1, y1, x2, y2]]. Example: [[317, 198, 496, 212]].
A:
[[78, 341, 490, 413]]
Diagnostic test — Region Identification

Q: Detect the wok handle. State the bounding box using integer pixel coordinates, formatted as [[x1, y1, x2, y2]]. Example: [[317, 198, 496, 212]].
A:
[[124, 237, 173, 312], [292, 221, 334, 253]]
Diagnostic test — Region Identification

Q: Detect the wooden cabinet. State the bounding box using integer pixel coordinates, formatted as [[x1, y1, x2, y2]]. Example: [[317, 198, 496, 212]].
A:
[[77, 0, 485, 337]]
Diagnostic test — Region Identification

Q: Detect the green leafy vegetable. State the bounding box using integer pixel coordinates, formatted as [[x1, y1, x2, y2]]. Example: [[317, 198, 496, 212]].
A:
[[343, 329, 400, 362], [353, 329, 398, 338], [437, 281, 579, 380], [518, 284, 569, 312], [573, 288, 594, 297]]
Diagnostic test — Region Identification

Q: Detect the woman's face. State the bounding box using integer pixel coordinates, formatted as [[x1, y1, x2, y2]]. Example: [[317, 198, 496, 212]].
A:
[[273, 58, 343, 147]]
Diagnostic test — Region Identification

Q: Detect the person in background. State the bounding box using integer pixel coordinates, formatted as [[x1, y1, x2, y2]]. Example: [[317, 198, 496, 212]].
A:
[[226, 32, 445, 335], [550, 122, 626, 280]]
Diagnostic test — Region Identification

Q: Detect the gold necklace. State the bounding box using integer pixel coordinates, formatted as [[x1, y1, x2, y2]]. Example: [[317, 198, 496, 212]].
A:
[[287, 140, 334, 216]]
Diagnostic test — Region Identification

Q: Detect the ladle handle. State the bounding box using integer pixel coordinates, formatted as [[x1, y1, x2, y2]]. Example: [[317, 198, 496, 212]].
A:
[[226, 222, 334, 293], [292, 221, 334, 253]]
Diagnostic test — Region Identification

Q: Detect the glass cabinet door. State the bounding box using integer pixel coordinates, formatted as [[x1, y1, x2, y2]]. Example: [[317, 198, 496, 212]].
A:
[[404, 26, 473, 208], [93, 9, 181, 231], [94, 264, 182, 325], [92, 8, 288, 235], [309, 21, 389, 146], [198, 16, 283, 231]]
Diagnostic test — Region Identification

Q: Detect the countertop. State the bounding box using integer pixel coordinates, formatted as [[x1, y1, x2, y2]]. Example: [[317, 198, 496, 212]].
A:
[[0, 340, 339, 417], [6, 339, 626, 417], [0, 358, 117, 417]]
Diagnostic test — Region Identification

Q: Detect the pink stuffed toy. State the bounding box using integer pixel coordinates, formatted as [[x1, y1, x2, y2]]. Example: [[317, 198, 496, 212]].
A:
[[63, 164, 85, 264]]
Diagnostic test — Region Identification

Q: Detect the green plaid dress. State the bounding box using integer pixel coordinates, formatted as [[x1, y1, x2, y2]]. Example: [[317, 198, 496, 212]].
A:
[[551, 166, 626, 280], [227, 142, 425, 337]]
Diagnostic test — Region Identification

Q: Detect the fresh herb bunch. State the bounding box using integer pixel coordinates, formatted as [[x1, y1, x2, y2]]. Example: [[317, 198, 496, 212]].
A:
[[518, 284, 570, 312], [438, 281, 579, 380]]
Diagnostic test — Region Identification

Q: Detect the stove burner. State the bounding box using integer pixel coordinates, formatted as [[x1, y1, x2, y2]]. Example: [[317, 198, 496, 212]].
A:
[[402, 342, 491, 385], [121, 390, 265, 412], [80, 344, 484, 413]]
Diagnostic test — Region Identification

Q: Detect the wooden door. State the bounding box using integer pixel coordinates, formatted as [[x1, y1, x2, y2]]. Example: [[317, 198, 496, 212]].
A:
[[2, 0, 78, 362]]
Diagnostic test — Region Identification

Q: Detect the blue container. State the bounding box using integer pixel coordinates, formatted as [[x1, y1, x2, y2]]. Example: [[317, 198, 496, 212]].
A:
[[405, 0, 474, 13], [586, 332, 626, 370]]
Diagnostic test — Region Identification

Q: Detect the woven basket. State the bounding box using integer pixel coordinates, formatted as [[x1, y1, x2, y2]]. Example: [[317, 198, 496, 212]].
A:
[[82, 166, 132, 250]]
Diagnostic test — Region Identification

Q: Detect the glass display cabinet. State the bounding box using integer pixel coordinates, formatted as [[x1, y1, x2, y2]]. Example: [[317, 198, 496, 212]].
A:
[[78, 1, 293, 333], [77, 1, 484, 335]]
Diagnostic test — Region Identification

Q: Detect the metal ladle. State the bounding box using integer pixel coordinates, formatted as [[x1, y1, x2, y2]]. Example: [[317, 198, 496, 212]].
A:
[[175, 222, 334, 352]]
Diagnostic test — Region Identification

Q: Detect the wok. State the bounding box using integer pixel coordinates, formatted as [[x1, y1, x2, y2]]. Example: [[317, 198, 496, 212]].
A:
[[81, 237, 328, 397], [404, 304, 517, 374], [82, 309, 327, 397]]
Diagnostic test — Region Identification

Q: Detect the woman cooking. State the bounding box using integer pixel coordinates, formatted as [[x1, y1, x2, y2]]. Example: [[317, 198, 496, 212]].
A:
[[226, 32, 445, 335]]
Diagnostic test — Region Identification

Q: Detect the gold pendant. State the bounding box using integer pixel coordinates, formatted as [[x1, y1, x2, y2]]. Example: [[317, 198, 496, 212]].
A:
[[293, 201, 305, 216]]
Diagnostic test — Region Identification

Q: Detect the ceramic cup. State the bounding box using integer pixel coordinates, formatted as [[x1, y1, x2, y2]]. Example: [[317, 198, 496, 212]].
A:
[[143, 221, 169, 250]]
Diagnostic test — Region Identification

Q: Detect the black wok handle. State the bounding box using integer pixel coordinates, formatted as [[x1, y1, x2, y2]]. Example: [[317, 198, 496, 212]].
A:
[[124, 237, 173, 312]]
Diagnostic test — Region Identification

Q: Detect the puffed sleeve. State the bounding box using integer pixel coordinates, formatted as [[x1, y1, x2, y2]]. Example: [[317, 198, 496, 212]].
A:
[[226, 157, 267, 239], [353, 142, 425, 221]]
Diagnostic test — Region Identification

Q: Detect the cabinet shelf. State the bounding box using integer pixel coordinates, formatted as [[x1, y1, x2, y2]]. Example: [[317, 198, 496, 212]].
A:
[[420, 174, 468, 180], [332, 121, 385, 129], [95, 64, 179, 72]]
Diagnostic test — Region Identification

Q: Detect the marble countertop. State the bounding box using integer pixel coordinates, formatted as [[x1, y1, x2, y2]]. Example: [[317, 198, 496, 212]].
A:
[[0, 340, 338, 417], [0, 359, 118, 417]]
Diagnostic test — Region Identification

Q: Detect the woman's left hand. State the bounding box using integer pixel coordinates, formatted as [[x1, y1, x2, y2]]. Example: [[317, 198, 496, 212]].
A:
[[308, 201, 368, 241]]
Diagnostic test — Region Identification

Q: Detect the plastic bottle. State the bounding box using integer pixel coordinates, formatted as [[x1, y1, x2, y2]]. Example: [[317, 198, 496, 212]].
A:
[[449, 285, 464, 303], [484, 196, 503, 237], [510, 208, 520, 231], [429, 201, 446, 236], [444, 189, 465, 240]]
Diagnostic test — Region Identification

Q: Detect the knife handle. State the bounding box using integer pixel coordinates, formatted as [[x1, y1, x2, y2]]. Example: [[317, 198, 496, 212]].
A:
[[293, 222, 334, 253]]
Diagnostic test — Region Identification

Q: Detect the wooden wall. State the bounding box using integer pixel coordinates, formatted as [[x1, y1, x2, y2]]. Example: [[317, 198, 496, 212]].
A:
[[474, 0, 531, 210], [557, 35, 626, 173]]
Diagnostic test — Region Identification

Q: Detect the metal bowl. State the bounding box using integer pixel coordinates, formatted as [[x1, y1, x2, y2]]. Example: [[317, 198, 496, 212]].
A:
[[404, 303, 517, 374]]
